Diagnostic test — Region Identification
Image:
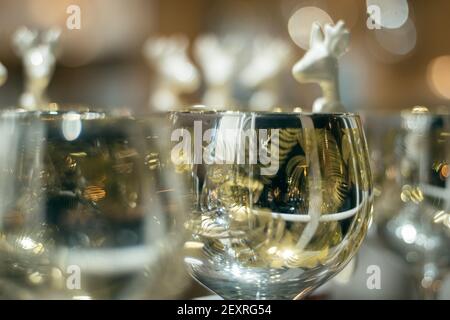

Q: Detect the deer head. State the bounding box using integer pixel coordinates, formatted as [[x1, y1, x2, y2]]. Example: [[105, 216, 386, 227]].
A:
[[144, 35, 200, 93], [241, 36, 292, 88], [292, 20, 349, 112], [194, 34, 241, 106], [240, 36, 293, 110], [0, 62, 6, 88], [13, 27, 61, 110], [194, 35, 238, 87]]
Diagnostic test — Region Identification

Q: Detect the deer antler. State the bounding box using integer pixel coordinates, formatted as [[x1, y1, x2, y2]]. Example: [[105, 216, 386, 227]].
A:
[[143, 35, 189, 60], [143, 35, 200, 111], [42, 28, 62, 54], [12, 27, 38, 56], [308, 20, 349, 58], [323, 21, 349, 58], [292, 20, 350, 113]]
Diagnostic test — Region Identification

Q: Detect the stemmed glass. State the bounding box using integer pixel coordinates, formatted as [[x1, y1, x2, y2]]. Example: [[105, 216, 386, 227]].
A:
[[377, 109, 450, 299], [173, 111, 373, 299], [0, 109, 188, 299]]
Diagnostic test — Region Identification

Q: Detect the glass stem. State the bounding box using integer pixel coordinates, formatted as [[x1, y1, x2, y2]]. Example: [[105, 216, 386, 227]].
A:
[[414, 262, 442, 300]]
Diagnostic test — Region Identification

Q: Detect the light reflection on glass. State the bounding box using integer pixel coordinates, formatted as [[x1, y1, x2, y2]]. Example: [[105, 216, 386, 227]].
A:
[[62, 112, 82, 141]]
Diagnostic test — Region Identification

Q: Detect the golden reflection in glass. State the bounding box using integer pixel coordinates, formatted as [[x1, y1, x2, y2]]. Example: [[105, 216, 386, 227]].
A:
[[177, 112, 372, 300], [0, 111, 188, 299]]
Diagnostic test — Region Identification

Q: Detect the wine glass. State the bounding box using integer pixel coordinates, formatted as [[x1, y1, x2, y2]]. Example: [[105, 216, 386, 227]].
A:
[[173, 111, 373, 299], [377, 109, 450, 299], [0, 109, 188, 299]]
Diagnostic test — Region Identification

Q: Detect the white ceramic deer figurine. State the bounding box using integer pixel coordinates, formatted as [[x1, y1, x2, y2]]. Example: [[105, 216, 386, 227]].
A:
[[13, 27, 61, 110], [240, 37, 293, 111], [0, 62, 6, 88], [292, 20, 349, 113], [143, 35, 200, 111], [194, 34, 238, 107]]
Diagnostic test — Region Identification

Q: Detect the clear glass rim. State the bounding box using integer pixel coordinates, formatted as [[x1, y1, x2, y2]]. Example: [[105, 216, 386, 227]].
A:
[[359, 109, 450, 119], [0, 108, 171, 121], [172, 109, 361, 118]]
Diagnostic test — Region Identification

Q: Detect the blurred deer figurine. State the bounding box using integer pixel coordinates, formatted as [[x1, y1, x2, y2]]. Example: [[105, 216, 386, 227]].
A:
[[0, 62, 6, 88], [240, 37, 292, 111], [194, 34, 238, 107], [13, 27, 61, 110], [144, 35, 200, 111], [292, 20, 349, 113]]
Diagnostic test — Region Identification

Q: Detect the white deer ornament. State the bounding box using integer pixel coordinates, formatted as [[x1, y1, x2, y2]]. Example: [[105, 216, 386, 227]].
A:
[[13, 27, 61, 110], [292, 20, 349, 113], [240, 37, 293, 111], [194, 35, 238, 107], [0, 62, 6, 88], [144, 35, 200, 111]]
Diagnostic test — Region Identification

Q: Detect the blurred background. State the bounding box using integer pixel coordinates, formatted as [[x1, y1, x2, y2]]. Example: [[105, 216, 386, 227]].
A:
[[0, 0, 450, 112], [0, 0, 449, 300]]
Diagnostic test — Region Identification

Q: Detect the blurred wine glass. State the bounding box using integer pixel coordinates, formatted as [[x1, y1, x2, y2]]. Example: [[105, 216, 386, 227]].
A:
[[361, 112, 403, 227], [0, 110, 188, 299], [174, 111, 373, 299], [376, 108, 450, 299]]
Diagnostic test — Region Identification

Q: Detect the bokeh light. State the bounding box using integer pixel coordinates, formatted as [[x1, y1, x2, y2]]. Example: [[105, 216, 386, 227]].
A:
[[288, 6, 333, 50], [427, 55, 450, 100], [62, 112, 82, 141], [365, 17, 417, 64], [366, 0, 409, 29], [374, 18, 416, 55]]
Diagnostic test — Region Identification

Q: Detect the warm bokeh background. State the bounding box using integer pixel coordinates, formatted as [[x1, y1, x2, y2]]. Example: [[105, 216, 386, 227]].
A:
[[1, 0, 449, 299], [1, 0, 450, 113]]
